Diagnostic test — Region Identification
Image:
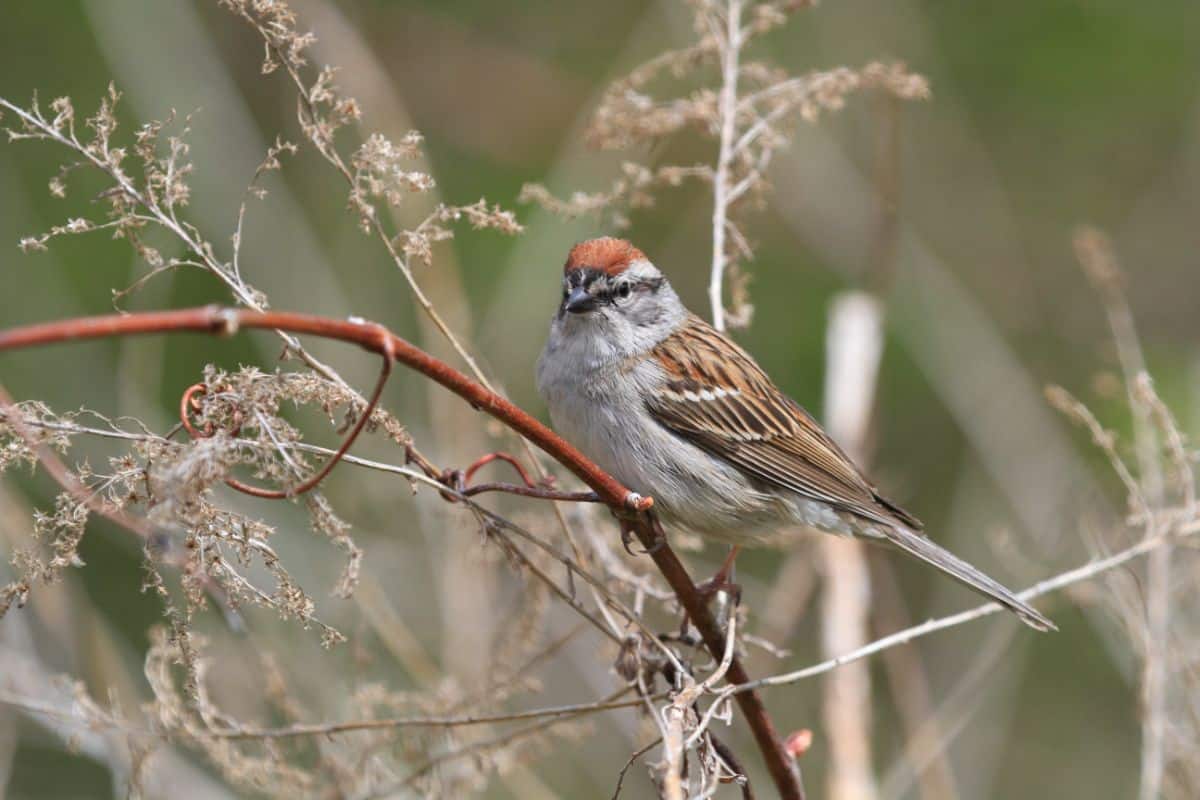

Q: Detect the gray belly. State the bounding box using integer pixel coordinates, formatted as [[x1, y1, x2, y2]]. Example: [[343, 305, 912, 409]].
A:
[[543, 383, 790, 543], [537, 340, 853, 546]]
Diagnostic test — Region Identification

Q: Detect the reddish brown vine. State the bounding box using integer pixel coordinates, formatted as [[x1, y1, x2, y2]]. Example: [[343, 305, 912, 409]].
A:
[[0, 305, 804, 800]]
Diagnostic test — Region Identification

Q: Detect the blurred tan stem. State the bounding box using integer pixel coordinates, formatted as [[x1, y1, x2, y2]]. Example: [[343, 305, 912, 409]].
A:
[[817, 95, 906, 800], [871, 554, 962, 800], [821, 291, 884, 800], [1074, 229, 1168, 800]]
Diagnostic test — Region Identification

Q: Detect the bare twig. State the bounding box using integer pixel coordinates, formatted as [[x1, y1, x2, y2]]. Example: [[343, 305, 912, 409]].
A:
[[382, 687, 634, 795], [612, 736, 663, 800], [459, 483, 602, 504], [1046, 386, 1147, 518], [731, 513, 1198, 696], [682, 608, 740, 751], [708, 0, 744, 332], [207, 692, 660, 740]]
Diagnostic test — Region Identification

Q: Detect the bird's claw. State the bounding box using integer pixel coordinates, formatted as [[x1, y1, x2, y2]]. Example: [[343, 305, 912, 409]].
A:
[[618, 513, 668, 556], [694, 576, 742, 607], [619, 518, 641, 556]]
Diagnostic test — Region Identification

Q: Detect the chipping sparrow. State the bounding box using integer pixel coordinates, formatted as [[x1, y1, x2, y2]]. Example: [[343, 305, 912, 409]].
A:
[[537, 237, 1053, 631]]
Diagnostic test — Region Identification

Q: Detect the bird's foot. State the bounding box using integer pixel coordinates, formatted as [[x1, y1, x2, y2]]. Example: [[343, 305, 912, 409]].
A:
[[694, 575, 742, 607], [694, 544, 742, 606], [619, 517, 639, 555], [617, 512, 666, 556]]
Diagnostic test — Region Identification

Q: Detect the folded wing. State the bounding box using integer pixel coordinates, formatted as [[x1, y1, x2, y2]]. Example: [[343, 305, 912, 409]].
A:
[[646, 314, 920, 530]]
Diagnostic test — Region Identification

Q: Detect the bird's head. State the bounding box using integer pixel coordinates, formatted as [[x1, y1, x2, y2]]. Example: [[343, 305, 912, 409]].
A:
[[553, 238, 683, 358]]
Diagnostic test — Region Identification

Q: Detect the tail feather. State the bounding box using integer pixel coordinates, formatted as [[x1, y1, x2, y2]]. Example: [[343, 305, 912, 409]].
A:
[[881, 525, 1056, 632]]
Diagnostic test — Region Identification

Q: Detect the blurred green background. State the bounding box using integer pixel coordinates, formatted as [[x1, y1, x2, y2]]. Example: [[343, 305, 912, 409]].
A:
[[2, 1, 1199, 798]]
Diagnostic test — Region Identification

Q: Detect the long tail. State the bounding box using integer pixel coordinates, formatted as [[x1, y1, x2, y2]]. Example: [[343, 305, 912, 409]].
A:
[[881, 525, 1056, 632]]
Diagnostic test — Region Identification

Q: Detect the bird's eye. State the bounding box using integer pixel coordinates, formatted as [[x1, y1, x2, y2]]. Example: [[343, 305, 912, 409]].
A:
[[614, 282, 633, 301]]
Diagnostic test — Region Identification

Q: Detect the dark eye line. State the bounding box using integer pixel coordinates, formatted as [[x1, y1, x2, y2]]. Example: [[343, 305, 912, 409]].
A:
[[561, 273, 661, 308], [612, 276, 660, 296]]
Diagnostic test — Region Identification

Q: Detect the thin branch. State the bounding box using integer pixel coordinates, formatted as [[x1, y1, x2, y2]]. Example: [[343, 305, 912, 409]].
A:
[[462, 451, 539, 487], [209, 692, 660, 740], [612, 737, 663, 800], [459, 483, 601, 503], [1045, 385, 1146, 517], [711, 734, 756, 800], [0, 690, 149, 737], [381, 687, 635, 796], [0, 306, 804, 800], [732, 513, 1198, 697], [682, 610, 739, 751], [489, 523, 623, 646]]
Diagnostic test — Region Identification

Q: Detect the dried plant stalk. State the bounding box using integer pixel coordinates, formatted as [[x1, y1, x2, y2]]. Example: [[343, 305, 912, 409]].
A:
[[523, 0, 928, 329]]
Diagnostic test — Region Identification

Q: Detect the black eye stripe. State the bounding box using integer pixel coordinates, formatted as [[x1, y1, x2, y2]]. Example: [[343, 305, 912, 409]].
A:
[[562, 272, 663, 305]]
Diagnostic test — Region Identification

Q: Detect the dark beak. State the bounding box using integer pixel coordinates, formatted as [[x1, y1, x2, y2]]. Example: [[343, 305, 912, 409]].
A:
[[563, 285, 597, 314]]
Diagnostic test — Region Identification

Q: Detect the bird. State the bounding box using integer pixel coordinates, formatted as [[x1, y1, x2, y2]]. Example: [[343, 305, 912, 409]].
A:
[[536, 237, 1054, 631]]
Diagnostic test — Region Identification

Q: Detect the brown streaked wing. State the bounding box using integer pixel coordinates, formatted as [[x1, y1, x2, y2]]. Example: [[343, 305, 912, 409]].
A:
[[646, 315, 921, 530]]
